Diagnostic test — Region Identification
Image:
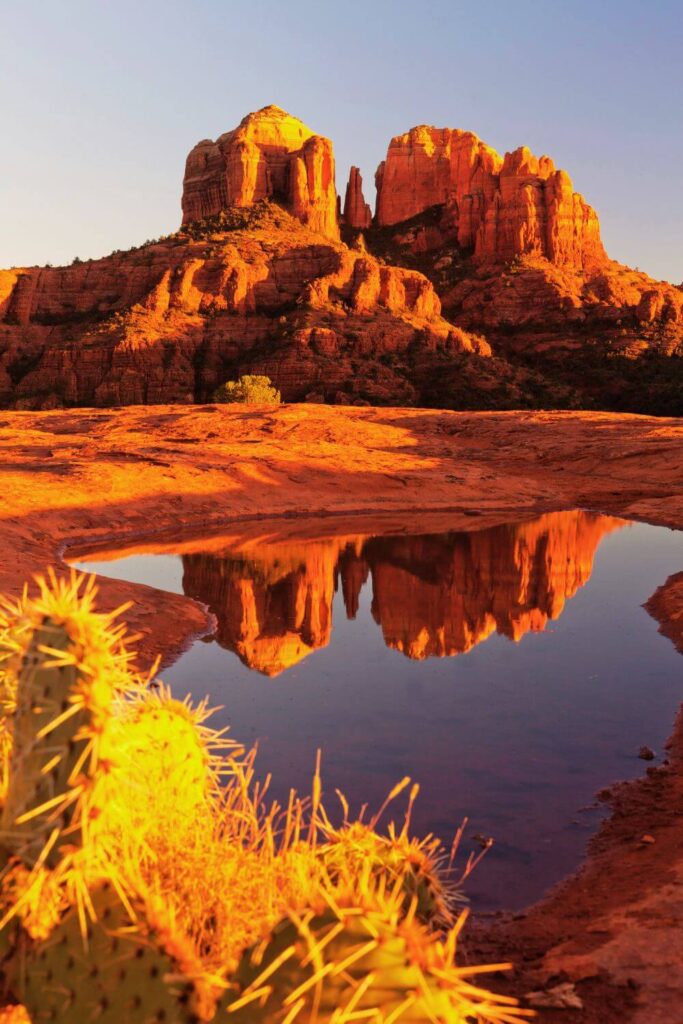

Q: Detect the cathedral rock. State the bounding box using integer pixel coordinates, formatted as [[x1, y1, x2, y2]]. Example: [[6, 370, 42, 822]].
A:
[[0, 104, 681, 413]]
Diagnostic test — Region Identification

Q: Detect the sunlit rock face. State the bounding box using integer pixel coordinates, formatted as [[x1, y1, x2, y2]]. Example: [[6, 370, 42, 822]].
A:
[[179, 512, 624, 675], [342, 167, 372, 230], [375, 126, 606, 270], [0, 205, 477, 408], [181, 105, 339, 240]]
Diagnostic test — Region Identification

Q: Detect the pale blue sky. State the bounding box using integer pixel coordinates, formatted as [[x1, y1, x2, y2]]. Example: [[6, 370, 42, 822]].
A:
[[1, 0, 681, 282]]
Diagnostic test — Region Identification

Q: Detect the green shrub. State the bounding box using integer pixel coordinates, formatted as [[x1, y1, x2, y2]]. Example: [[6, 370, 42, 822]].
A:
[[213, 374, 281, 405]]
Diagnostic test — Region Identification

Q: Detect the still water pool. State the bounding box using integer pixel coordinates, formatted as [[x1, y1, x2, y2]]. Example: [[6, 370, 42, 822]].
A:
[[73, 510, 682, 910]]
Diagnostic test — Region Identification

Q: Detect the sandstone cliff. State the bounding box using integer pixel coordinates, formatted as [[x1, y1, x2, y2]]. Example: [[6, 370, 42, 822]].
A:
[[1, 105, 681, 413], [374, 126, 605, 270], [0, 203, 487, 408], [182, 106, 339, 240], [368, 125, 682, 386]]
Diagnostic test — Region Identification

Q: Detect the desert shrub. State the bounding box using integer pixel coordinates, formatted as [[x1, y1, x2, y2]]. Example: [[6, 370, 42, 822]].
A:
[[213, 374, 281, 405]]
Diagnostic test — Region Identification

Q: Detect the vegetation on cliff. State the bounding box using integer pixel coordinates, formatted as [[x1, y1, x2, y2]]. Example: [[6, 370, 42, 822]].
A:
[[213, 373, 281, 405]]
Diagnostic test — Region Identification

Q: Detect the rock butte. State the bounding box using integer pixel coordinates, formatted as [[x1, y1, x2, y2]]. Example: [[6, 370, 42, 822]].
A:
[[0, 104, 681, 410], [182, 105, 339, 240], [374, 127, 606, 269]]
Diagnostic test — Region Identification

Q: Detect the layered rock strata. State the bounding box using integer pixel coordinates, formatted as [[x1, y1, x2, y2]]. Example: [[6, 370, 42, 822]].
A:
[[374, 126, 605, 270], [1, 104, 681, 412], [0, 205, 484, 408], [181, 105, 339, 240]]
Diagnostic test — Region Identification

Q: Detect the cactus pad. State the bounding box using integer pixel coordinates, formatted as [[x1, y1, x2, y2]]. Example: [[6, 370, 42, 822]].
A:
[[12, 883, 201, 1024], [225, 896, 531, 1023], [0, 617, 95, 865]]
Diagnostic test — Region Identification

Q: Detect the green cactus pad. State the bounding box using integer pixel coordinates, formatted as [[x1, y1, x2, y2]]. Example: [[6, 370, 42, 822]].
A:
[[0, 618, 91, 866], [12, 884, 199, 1024], [318, 825, 457, 930], [225, 903, 524, 1023]]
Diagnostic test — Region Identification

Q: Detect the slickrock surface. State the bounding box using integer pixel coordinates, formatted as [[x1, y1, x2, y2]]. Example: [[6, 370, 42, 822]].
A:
[[182, 105, 339, 239], [0, 404, 682, 1021]]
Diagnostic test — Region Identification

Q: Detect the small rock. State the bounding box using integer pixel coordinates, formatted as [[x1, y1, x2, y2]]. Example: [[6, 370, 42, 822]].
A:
[[638, 746, 655, 760], [640, 834, 656, 845], [525, 982, 583, 1009]]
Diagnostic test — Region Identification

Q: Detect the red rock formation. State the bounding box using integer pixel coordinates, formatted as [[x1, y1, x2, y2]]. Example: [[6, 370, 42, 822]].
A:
[[0, 202, 487, 408], [181, 105, 339, 240], [441, 254, 683, 355], [1, 105, 680, 413], [374, 126, 606, 270], [343, 167, 372, 230], [177, 511, 623, 674], [365, 512, 624, 659]]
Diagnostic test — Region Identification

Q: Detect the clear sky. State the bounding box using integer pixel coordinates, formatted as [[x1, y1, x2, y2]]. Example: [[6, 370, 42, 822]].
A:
[[1, 0, 681, 283]]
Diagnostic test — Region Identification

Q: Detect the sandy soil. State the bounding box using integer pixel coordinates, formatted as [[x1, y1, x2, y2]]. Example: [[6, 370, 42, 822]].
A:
[[1, 402, 682, 1022]]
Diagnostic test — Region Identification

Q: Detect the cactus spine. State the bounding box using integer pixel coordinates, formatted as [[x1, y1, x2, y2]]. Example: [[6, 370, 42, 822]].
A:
[[0, 572, 530, 1023], [225, 890, 532, 1023], [319, 822, 458, 930]]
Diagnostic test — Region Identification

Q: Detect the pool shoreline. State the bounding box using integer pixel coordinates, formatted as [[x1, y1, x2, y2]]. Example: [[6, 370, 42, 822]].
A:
[[1, 404, 682, 1021]]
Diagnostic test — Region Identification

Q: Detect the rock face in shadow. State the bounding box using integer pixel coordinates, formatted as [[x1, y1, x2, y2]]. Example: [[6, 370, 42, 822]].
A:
[[182, 105, 339, 241], [179, 511, 623, 675]]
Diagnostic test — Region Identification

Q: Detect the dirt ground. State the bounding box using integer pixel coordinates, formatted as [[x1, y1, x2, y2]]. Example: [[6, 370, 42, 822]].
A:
[[2, 403, 682, 1022]]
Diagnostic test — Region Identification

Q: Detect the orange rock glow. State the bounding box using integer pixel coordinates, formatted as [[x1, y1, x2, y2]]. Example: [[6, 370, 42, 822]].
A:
[[177, 511, 624, 675]]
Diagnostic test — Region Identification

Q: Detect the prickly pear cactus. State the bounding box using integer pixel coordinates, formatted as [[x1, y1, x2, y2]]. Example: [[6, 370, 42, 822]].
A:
[[0, 615, 110, 867], [9, 883, 201, 1024], [225, 897, 531, 1023], [319, 822, 456, 929]]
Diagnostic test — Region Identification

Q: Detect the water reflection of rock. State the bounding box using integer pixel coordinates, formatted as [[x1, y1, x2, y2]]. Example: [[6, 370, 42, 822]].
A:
[[181, 512, 623, 675]]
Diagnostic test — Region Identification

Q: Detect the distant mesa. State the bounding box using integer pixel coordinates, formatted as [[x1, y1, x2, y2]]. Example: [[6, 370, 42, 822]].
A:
[[180, 511, 624, 676]]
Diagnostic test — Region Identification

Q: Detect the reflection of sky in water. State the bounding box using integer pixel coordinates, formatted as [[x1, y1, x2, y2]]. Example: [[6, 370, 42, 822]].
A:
[[75, 516, 683, 911]]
